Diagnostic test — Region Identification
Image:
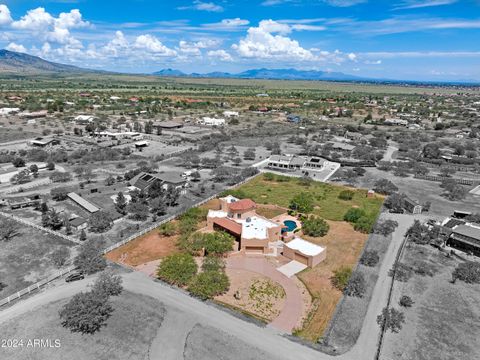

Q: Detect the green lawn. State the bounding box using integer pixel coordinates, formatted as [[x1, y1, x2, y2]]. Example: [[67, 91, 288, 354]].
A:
[[226, 173, 384, 222]]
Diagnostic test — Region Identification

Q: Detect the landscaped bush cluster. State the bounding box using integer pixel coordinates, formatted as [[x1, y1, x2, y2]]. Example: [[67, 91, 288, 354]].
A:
[[343, 208, 376, 233], [301, 216, 330, 237], [338, 190, 355, 201], [331, 266, 352, 291], [344, 272, 366, 298], [178, 231, 235, 255], [360, 250, 380, 267]]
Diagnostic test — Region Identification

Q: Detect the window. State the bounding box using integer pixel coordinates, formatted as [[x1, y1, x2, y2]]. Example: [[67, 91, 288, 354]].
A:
[[237, 213, 241, 219]]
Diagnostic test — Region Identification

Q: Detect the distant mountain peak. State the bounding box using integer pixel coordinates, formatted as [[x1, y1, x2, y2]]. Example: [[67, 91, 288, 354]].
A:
[[152, 67, 366, 81]]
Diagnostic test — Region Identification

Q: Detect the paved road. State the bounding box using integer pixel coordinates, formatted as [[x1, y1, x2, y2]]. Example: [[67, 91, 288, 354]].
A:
[[0, 213, 425, 360]]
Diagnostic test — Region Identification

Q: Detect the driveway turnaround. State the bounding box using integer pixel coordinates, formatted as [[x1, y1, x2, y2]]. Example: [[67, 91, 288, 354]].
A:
[[226, 256, 304, 333]]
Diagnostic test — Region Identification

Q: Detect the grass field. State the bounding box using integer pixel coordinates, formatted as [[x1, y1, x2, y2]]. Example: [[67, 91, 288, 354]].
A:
[[0, 217, 76, 299], [0, 291, 165, 360], [228, 173, 384, 222]]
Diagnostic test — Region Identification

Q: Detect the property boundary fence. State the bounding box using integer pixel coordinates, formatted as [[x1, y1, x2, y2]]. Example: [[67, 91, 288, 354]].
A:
[[0, 211, 81, 245], [0, 265, 76, 307], [414, 174, 476, 185]]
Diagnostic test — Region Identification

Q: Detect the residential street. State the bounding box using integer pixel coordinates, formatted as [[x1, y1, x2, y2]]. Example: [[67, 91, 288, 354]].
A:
[[0, 213, 422, 360]]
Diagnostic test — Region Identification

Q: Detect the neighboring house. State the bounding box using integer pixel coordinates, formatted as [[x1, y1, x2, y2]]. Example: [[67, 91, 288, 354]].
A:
[[93, 131, 142, 140], [19, 110, 48, 119], [29, 137, 60, 147], [384, 118, 409, 126], [303, 157, 327, 170], [134, 141, 149, 149], [69, 216, 88, 231], [153, 121, 184, 130], [447, 223, 480, 256], [132, 172, 188, 194], [403, 197, 423, 214], [0, 107, 20, 116], [267, 155, 305, 171], [74, 115, 95, 124], [206, 196, 283, 254], [223, 111, 239, 118], [67, 192, 100, 214], [344, 131, 363, 141], [199, 117, 226, 126]]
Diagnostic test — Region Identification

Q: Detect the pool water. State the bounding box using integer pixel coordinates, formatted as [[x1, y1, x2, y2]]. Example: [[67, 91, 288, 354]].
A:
[[283, 220, 298, 232]]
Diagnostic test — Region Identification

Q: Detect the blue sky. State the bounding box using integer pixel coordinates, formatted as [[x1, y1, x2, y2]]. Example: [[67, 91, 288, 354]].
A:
[[1, 0, 480, 81]]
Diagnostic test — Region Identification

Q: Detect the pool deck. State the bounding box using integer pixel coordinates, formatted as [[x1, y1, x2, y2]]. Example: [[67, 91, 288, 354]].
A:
[[271, 214, 301, 237]]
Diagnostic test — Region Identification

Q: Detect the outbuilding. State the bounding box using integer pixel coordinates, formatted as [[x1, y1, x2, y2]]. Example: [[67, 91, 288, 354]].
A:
[[283, 238, 326, 267]]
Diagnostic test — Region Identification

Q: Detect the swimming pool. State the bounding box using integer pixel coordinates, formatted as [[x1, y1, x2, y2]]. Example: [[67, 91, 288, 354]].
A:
[[283, 220, 298, 232]]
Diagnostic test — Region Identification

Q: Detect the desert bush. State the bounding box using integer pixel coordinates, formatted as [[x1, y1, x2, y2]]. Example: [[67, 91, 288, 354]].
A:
[[157, 253, 198, 286], [338, 190, 355, 201], [344, 272, 366, 298], [301, 216, 330, 237], [188, 271, 230, 300], [399, 295, 414, 308], [360, 250, 380, 267], [452, 261, 480, 284], [331, 266, 352, 291]]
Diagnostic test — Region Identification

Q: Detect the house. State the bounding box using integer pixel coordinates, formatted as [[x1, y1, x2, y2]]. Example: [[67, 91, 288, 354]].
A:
[[69, 216, 88, 231], [29, 137, 60, 147], [132, 172, 188, 194], [303, 157, 327, 170], [447, 223, 480, 256], [267, 155, 306, 171], [74, 115, 95, 124], [403, 197, 423, 214], [153, 121, 184, 130], [134, 141, 149, 149], [384, 118, 409, 126], [206, 196, 283, 254], [199, 117, 226, 126], [283, 238, 326, 267], [19, 110, 48, 119], [223, 111, 239, 118], [344, 131, 363, 141], [67, 192, 100, 214], [0, 107, 20, 116]]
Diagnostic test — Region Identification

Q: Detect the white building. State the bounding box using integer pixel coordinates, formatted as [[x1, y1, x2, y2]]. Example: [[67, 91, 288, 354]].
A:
[[199, 117, 226, 126], [74, 115, 95, 123], [223, 111, 239, 118], [0, 107, 20, 116]]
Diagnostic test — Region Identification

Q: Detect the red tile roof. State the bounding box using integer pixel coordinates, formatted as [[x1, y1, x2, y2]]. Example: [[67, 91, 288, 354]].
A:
[[213, 218, 242, 235], [228, 199, 256, 211]]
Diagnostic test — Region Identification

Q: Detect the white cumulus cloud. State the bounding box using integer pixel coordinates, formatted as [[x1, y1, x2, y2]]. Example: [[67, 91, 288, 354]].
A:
[[6, 42, 27, 53], [207, 49, 233, 61], [0, 4, 12, 26], [134, 34, 177, 56]]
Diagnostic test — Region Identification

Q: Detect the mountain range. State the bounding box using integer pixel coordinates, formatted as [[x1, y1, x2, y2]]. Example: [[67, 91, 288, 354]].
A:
[[0, 49, 90, 75], [152, 67, 367, 81]]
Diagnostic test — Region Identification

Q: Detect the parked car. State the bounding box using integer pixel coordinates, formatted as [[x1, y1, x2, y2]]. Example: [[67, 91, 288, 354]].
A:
[[65, 272, 84, 282]]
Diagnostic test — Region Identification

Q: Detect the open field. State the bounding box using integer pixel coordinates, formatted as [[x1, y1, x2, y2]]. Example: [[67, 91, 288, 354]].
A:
[[228, 173, 384, 222], [382, 244, 480, 360], [0, 291, 165, 360], [295, 220, 369, 341], [0, 217, 76, 299]]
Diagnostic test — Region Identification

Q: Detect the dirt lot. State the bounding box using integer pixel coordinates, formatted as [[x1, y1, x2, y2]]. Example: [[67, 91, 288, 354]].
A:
[[296, 220, 369, 341], [0, 291, 164, 360], [105, 225, 180, 266], [382, 244, 480, 360], [216, 268, 285, 322], [0, 216, 76, 299]]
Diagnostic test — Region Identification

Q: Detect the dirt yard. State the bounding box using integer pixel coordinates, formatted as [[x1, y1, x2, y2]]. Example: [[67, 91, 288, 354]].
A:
[[105, 226, 180, 267], [382, 244, 480, 360], [295, 220, 369, 341], [216, 268, 285, 322]]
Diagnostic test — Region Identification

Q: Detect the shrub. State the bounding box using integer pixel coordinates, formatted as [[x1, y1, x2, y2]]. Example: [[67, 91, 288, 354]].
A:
[[50, 246, 71, 268], [353, 216, 375, 233], [377, 307, 405, 333], [373, 178, 398, 195], [74, 238, 107, 275], [157, 253, 198, 286], [201, 256, 226, 272], [399, 295, 414, 308], [203, 232, 235, 255], [89, 211, 113, 233], [360, 250, 380, 267], [263, 172, 275, 181], [159, 222, 177, 236], [59, 290, 113, 334], [289, 192, 314, 213], [51, 187, 69, 201], [344, 208, 366, 223], [344, 272, 366, 298], [188, 271, 230, 300], [331, 266, 352, 291], [390, 262, 412, 282], [301, 216, 330, 237], [452, 261, 480, 284], [374, 220, 399, 236], [92, 271, 123, 297], [338, 190, 355, 201]]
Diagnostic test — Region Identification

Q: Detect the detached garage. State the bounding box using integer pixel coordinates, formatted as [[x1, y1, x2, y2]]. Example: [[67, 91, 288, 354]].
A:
[[283, 238, 326, 268]]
